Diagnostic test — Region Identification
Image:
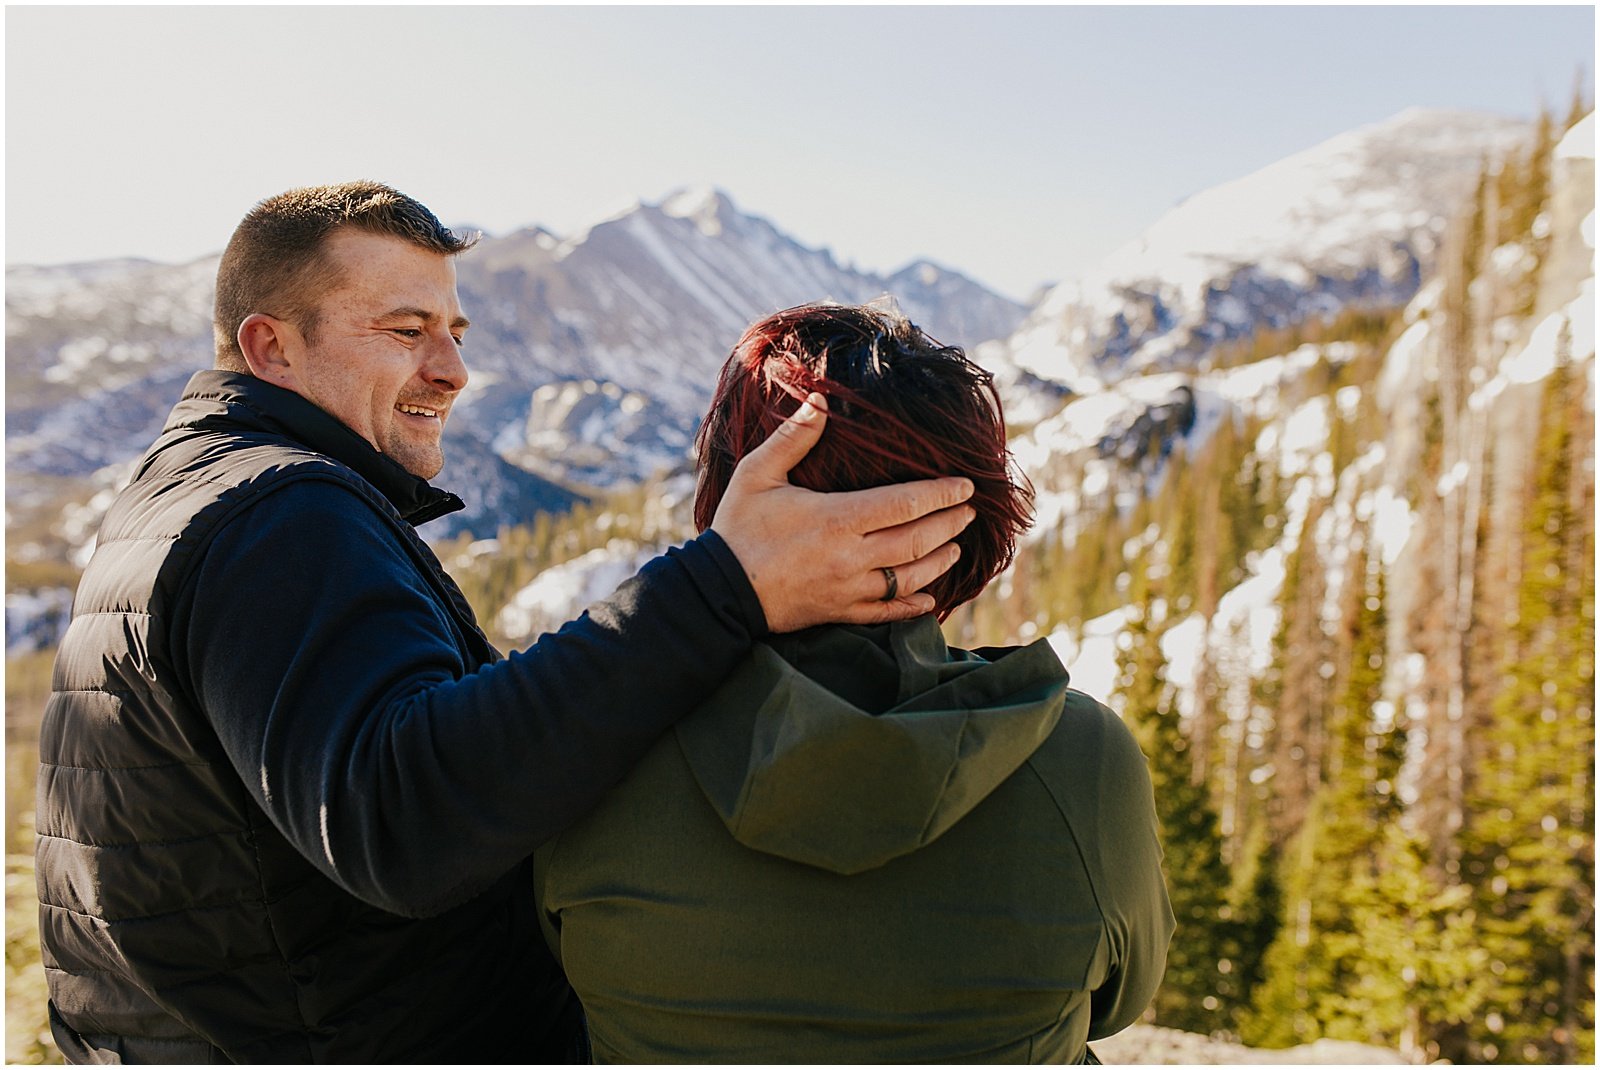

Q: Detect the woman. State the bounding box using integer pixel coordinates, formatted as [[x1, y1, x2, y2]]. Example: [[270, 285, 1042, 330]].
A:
[[533, 302, 1173, 1063]]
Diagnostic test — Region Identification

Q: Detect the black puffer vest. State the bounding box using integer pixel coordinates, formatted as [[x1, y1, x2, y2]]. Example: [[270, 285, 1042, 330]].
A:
[[35, 372, 570, 1062]]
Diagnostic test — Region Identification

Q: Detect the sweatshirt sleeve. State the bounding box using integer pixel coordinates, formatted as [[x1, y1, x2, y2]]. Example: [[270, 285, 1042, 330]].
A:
[[178, 477, 764, 919], [1085, 701, 1176, 1039]]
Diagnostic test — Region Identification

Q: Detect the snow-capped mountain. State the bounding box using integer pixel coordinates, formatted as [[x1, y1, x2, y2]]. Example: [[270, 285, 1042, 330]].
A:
[[6, 256, 217, 477], [4, 187, 1028, 555], [448, 186, 1027, 489], [1001, 108, 1530, 391]]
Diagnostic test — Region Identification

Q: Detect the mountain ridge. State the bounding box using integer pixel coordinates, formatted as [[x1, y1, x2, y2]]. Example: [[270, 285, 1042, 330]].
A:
[[4, 186, 1028, 553], [999, 108, 1529, 391], [1, 108, 1543, 582]]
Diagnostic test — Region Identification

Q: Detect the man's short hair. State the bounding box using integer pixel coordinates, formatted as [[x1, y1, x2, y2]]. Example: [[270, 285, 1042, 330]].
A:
[[695, 302, 1036, 620], [212, 181, 477, 371]]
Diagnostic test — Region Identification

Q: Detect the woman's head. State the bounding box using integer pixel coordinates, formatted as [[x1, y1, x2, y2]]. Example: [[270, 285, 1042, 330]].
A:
[[694, 301, 1034, 620]]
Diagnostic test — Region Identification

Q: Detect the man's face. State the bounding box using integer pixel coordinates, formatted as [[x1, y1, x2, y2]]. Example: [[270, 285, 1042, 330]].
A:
[[287, 228, 470, 480]]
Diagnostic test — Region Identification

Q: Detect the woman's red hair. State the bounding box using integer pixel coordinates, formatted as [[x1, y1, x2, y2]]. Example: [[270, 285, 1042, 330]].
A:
[[694, 302, 1034, 621]]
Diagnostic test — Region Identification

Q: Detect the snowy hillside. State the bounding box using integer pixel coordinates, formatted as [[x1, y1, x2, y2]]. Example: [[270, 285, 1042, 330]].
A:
[[1051, 110, 1592, 734], [971, 113, 1591, 1062], [1001, 108, 1529, 389]]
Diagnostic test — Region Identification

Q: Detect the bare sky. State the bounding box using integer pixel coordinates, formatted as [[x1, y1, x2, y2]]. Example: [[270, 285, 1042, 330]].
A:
[[5, 4, 1593, 299]]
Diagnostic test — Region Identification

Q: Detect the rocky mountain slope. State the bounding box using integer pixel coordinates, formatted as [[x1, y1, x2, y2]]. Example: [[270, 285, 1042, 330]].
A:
[[447, 186, 1027, 490], [4, 188, 1025, 560], [994, 108, 1529, 391], [1053, 110, 1592, 736]]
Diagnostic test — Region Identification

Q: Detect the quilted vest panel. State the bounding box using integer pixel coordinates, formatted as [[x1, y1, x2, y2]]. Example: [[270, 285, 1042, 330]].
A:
[[35, 417, 508, 1062]]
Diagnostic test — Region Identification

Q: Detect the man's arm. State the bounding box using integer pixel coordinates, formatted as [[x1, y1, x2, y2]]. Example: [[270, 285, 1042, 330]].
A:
[[182, 481, 768, 920], [181, 395, 966, 921], [184, 396, 973, 920]]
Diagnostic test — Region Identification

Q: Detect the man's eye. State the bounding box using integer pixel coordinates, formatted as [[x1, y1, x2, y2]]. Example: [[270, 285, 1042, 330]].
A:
[[451, 335, 466, 348], [393, 328, 423, 339]]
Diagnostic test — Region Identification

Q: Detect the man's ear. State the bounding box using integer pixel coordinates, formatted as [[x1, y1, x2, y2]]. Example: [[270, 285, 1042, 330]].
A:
[[237, 313, 300, 390]]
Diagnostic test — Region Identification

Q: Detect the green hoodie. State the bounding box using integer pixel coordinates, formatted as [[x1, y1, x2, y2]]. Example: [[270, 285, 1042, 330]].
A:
[[534, 616, 1173, 1063]]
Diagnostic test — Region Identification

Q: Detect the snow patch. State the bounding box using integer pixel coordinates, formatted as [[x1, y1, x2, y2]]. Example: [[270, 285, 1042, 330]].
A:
[[495, 541, 661, 643], [1368, 483, 1414, 568], [1161, 614, 1207, 703], [662, 186, 726, 238], [1378, 320, 1431, 404], [1474, 280, 1597, 408], [1436, 460, 1470, 497], [1048, 606, 1132, 703], [1555, 112, 1595, 162], [5, 587, 74, 654], [1270, 396, 1332, 478]]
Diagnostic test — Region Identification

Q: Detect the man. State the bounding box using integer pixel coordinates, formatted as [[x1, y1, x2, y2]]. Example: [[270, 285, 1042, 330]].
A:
[[36, 182, 974, 1063]]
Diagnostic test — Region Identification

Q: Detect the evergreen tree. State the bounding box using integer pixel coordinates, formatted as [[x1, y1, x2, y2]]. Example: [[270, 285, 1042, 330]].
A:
[[1499, 108, 1556, 318], [1495, 112, 1548, 245], [1238, 802, 1322, 1048], [1163, 447, 1199, 614], [1241, 538, 1397, 1046], [1224, 416, 1274, 577], [1411, 190, 1478, 876], [1065, 504, 1128, 625], [1460, 333, 1596, 1064], [1114, 579, 1237, 1033], [1564, 81, 1592, 132], [1263, 498, 1330, 849], [1465, 431, 1517, 807], [1222, 815, 1282, 1036], [1353, 825, 1492, 1062], [1192, 427, 1226, 621]]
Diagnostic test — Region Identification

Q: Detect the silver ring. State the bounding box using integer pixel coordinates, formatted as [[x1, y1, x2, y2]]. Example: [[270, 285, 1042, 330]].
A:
[[879, 566, 899, 603]]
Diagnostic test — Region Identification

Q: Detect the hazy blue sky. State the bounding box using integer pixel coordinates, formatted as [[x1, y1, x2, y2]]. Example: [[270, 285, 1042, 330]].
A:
[[5, 5, 1593, 299]]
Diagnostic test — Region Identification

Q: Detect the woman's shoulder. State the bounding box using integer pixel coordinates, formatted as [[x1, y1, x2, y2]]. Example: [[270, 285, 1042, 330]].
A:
[[1049, 685, 1139, 749], [1026, 689, 1155, 816]]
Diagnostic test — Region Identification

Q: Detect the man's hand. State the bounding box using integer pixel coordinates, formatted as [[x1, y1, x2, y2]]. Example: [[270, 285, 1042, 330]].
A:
[[710, 393, 976, 633]]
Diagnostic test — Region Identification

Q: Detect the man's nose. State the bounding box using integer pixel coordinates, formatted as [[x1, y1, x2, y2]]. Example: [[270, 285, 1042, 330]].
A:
[[424, 333, 469, 393]]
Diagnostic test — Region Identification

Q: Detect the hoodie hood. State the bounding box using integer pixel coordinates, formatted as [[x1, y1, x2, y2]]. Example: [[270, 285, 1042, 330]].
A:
[[674, 616, 1070, 875]]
